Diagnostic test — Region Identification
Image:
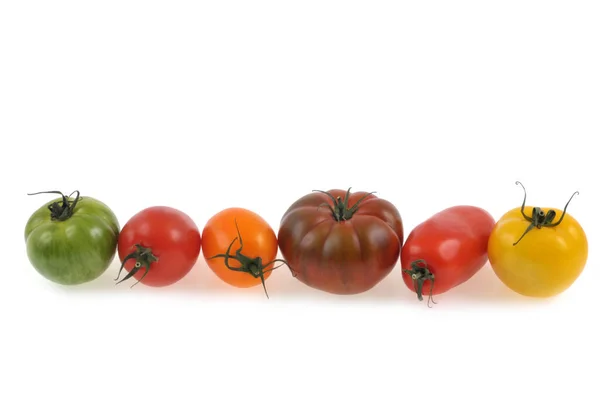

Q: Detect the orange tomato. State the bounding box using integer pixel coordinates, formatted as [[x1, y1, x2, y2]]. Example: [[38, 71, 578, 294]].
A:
[[201, 207, 288, 296]]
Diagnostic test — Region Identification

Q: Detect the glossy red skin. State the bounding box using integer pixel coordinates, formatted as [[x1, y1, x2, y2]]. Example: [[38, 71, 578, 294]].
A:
[[118, 206, 202, 287], [278, 189, 404, 295], [401, 205, 495, 297]]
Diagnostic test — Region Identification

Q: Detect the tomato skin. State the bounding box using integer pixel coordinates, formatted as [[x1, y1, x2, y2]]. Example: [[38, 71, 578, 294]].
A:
[[488, 206, 588, 298], [117, 206, 201, 287], [401, 205, 495, 301], [25, 193, 120, 285], [277, 189, 404, 295], [201, 207, 280, 290]]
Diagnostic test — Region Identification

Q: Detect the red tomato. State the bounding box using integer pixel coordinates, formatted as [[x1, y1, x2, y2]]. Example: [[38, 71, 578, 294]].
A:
[[202, 207, 289, 297], [116, 206, 202, 287], [277, 188, 404, 295], [400, 205, 495, 306]]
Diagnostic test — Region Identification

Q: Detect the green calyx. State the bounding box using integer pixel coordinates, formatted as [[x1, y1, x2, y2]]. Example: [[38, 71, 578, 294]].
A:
[[28, 190, 82, 221], [313, 187, 375, 221], [207, 219, 293, 299], [402, 260, 437, 308], [513, 181, 580, 246], [115, 244, 159, 287]]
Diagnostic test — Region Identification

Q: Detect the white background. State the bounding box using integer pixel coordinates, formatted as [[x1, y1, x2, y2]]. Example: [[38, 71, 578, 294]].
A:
[[1, 1, 598, 397]]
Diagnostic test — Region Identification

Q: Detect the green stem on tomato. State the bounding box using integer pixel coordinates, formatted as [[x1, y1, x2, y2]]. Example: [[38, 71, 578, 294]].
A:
[[28, 190, 82, 221], [207, 218, 293, 298], [115, 244, 159, 287], [313, 187, 376, 221], [513, 181, 580, 246], [402, 259, 437, 308]]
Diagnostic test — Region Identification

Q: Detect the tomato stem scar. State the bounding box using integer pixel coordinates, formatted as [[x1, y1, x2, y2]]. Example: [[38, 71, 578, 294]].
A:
[[115, 244, 158, 287], [27, 190, 82, 221], [313, 187, 376, 221], [402, 259, 437, 308], [513, 181, 580, 246], [207, 218, 293, 298]]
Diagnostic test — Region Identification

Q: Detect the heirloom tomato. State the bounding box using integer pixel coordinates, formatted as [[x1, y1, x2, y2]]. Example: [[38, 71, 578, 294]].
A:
[[400, 205, 495, 306], [25, 190, 120, 285], [277, 188, 404, 295], [488, 182, 588, 298], [202, 207, 289, 297], [116, 206, 202, 287]]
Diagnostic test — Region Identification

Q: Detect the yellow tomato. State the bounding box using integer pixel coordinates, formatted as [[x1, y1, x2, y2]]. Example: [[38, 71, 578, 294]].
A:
[[488, 182, 588, 298]]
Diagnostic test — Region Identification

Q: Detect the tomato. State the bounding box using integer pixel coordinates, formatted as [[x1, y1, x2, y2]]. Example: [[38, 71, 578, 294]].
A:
[[25, 190, 120, 285], [277, 188, 404, 295], [400, 205, 496, 306], [202, 207, 289, 297], [487, 182, 588, 298], [115, 206, 202, 287]]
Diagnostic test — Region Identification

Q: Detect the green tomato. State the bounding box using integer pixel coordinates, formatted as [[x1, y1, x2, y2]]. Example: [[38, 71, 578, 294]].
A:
[[25, 190, 120, 285]]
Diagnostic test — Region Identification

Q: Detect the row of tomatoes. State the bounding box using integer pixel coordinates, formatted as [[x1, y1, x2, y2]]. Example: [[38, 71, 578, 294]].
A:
[[24, 183, 588, 305]]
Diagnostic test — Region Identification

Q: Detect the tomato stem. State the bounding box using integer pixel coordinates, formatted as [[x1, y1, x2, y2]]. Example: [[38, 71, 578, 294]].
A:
[[313, 187, 376, 221], [403, 260, 437, 308], [207, 219, 294, 298], [115, 244, 158, 287], [513, 181, 580, 246], [27, 190, 82, 221]]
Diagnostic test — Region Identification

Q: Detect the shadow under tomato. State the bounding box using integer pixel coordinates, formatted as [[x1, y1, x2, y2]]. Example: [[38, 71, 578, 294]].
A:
[[166, 257, 304, 301], [48, 263, 127, 293], [431, 263, 551, 307], [241, 261, 416, 304], [48, 257, 228, 295], [51, 256, 554, 310]]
